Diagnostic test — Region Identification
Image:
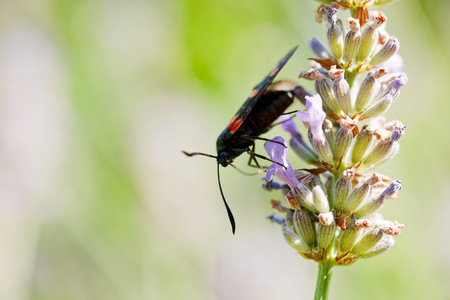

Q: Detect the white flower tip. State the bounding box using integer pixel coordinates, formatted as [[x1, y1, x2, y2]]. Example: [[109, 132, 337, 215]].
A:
[[318, 212, 334, 226]]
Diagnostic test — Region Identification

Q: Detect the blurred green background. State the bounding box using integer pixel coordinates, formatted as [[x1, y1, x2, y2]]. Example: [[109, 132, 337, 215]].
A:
[[0, 0, 449, 299]]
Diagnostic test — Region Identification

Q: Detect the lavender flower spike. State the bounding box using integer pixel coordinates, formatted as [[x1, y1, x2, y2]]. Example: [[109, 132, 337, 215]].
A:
[[296, 94, 326, 143], [256, 2, 408, 299], [264, 136, 300, 190]]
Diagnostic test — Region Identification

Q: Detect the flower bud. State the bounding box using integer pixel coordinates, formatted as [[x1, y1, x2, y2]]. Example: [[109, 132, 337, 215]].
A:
[[351, 228, 383, 255], [354, 194, 384, 218], [321, 4, 343, 60], [267, 214, 285, 224], [370, 36, 400, 66], [334, 168, 355, 212], [318, 219, 337, 249], [283, 226, 311, 253], [293, 209, 316, 247], [354, 68, 387, 113], [308, 129, 334, 166], [343, 18, 361, 63], [328, 23, 344, 60], [362, 126, 406, 167], [302, 68, 340, 116], [359, 94, 393, 120], [382, 73, 407, 101], [362, 142, 395, 169], [358, 236, 395, 258], [375, 141, 400, 166], [310, 37, 333, 59], [381, 179, 402, 197], [290, 138, 319, 164], [315, 77, 341, 116], [384, 120, 404, 132], [330, 66, 352, 114], [312, 185, 330, 213], [355, 179, 402, 217], [319, 3, 339, 23], [356, 13, 386, 64], [338, 219, 363, 253], [351, 126, 375, 163], [285, 210, 295, 230], [333, 125, 353, 163], [389, 125, 407, 141], [291, 184, 318, 213], [342, 173, 381, 214]]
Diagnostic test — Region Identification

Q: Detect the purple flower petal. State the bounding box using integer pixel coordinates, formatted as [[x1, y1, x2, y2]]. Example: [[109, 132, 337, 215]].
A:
[[296, 94, 326, 142], [264, 163, 278, 182], [263, 136, 300, 189], [296, 110, 311, 123], [277, 115, 299, 138], [264, 136, 288, 165], [380, 53, 403, 73], [261, 180, 287, 191]]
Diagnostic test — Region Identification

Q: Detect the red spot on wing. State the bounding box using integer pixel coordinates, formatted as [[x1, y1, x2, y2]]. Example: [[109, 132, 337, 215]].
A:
[[229, 119, 243, 134], [227, 115, 238, 129]]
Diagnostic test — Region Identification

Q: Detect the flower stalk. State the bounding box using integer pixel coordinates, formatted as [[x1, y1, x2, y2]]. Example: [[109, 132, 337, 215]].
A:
[[314, 263, 334, 300]]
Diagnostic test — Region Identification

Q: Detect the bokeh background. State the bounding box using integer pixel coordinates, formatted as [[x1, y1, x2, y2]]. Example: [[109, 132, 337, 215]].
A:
[[0, 0, 449, 299]]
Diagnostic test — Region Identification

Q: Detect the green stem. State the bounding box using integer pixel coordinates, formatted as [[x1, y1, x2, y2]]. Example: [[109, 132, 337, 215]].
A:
[[314, 263, 334, 300]]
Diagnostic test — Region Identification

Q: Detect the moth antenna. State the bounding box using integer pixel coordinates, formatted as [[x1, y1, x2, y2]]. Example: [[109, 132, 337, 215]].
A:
[[182, 150, 218, 159], [217, 163, 236, 234]]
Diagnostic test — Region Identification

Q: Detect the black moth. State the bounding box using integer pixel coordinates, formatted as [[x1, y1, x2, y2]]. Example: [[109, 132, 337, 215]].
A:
[[184, 46, 307, 233]]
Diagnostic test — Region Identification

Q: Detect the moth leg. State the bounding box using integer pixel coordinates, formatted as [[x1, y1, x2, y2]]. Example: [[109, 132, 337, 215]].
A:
[[270, 113, 297, 127], [242, 135, 286, 147], [247, 150, 286, 169], [247, 143, 262, 169]]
